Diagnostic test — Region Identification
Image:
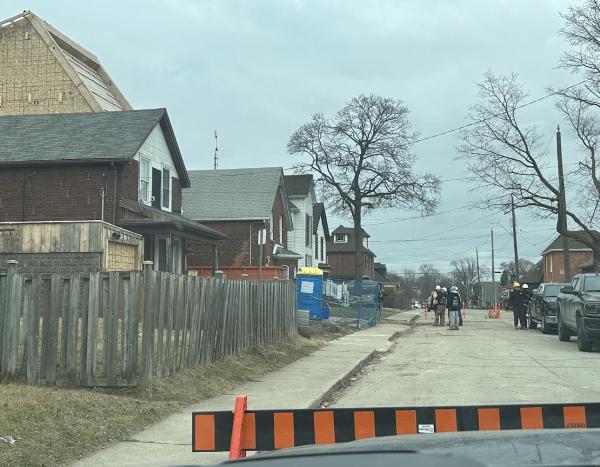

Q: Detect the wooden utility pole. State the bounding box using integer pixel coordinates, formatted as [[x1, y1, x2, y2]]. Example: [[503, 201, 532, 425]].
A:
[[511, 194, 520, 281], [556, 126, 572, 281], [491, 228, 496, 308]]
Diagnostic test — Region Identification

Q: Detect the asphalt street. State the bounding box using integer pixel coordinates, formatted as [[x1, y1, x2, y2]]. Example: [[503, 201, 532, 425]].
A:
[[333, 309, 600, 408]]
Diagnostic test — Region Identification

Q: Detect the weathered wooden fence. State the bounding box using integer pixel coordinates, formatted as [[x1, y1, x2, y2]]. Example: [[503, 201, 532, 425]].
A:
[[0, 261, 297, 387]]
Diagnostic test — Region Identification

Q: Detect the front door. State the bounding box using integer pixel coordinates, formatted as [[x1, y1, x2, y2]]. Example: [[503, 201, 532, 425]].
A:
[[151, 168, 162, 208]]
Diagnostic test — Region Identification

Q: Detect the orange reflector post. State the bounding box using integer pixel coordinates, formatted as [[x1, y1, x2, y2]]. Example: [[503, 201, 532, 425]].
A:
[[520, 407, 544, 429], [395, 410, 417, 435], [273, 412, 295, 449], [478, 408, 500, 431], [354, 411, 375, 439], [435, 408, 458, 432], [194, 414, 215, 451], [314, 411, 336, 444], [229, 395, 248, 460], [563, 406, 587, 429]]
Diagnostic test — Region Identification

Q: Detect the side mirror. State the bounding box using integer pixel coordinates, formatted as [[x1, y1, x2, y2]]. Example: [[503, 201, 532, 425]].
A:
[[560, 286, 574, 294]]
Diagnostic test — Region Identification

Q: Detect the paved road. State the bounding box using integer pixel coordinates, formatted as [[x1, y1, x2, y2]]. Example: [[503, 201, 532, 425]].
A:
[[333, 309, 600, 408]]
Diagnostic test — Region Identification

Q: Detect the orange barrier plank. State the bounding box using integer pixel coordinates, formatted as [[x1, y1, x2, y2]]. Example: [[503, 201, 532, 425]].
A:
[[354, 411, 375, 440], [395, 410, 417, 435], [194, 414, 215, 451], [521, 407, 544, 429], [273, 412, 295, 449], [435, 408, 458, 432], [313, 411, 336, 444], [478, 408, 501, 431], [241, 412, 257, 450], [563, 406, 587, 429]]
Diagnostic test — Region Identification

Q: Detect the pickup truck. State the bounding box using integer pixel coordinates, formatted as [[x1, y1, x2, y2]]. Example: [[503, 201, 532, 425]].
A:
[[528, 283, 567, 334], [557, 273, 600, 351]]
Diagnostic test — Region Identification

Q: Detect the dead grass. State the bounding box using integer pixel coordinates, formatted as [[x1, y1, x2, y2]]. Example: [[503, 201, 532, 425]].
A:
[[309, 321, 357, 341], [0, 336, 322, 467]]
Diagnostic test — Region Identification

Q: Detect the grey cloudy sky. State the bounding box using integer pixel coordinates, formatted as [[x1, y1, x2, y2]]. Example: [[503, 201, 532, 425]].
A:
[[5, 0, 584, 275]]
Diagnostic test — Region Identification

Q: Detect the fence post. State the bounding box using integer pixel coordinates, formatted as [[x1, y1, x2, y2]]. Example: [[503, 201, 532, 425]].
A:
[[1, 260, 20, 381], [142, 261, 154, 382]]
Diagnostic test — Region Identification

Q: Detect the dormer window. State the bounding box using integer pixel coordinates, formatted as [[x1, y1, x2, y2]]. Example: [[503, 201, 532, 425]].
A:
[[334, 233, 348, 243]]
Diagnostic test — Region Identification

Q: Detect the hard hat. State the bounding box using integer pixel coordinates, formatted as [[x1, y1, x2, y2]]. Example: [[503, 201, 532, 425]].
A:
[[442, 287, 447, 292], [435, 285, 441, 291], [522, 284, 529, 289], [450, 286, 458, 293], [513, 282, 521, 288]]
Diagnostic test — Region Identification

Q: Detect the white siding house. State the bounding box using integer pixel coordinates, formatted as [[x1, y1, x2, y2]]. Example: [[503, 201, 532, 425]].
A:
[[134, 124, 179, 212], [284, 175, 330, 270]]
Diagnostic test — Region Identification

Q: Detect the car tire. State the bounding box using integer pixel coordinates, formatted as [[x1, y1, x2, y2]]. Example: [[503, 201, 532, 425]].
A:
[[577, 315, 593, 352], [558, 311, 571, 342], [541, 314, 553, 334]]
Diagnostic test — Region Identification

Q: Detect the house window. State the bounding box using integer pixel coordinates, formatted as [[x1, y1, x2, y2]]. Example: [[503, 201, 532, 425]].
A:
[[305, 255, 312, 267], [270, 212, 274, 241], [334, 234, 347, 243], [305, 215, 311, 247], [320, 237, 324, 261], [549, 255, 553, 273], [315, 235, 319, 259], [162, 168, 170, 209], [140, 157, 150, 203]]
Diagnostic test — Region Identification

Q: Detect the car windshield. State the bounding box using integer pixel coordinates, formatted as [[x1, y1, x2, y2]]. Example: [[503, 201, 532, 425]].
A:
[[544, 285, 563, 297], [584, 276, 600, 292], [5, 3, 600, 467]]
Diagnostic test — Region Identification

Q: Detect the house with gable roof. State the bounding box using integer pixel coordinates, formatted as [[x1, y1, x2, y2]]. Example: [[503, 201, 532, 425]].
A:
[[182, 168, 301, 276]]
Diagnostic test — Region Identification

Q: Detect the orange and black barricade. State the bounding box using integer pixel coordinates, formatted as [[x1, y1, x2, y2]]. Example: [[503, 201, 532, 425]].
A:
[[193, 397, 599, 458]]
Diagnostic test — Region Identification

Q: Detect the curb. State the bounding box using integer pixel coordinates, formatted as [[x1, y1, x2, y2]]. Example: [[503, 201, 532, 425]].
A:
[[309, 324, 415, 409]]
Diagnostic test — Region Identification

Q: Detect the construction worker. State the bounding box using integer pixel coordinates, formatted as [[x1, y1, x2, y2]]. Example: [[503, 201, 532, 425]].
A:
[[430, 285, 440, 324], [447, 286, 462, 330], [435, 287, 448, 326], [509, 282, 527, 330], [522, 283, 532, 325]]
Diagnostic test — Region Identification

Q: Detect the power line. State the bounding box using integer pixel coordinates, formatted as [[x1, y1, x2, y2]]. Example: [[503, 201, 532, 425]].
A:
[[412, 78, 591, 144]]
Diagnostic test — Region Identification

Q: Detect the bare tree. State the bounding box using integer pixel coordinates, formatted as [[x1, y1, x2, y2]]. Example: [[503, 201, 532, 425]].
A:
[[458, 72, 600, 268], [499, 259, 535, 284], [289, 94, 440, 278], [451, 258, 490, 304]]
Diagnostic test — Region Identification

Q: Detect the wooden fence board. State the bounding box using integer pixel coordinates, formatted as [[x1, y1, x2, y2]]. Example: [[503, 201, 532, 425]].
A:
[[141, 266, 154, 381], [66, 275, 80, 383], [85, 273, 100, 386]]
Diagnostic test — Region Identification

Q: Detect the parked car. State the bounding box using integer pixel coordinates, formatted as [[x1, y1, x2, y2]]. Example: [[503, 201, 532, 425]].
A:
[[528, 283, 568, 333], [557, 274, 600, 351]]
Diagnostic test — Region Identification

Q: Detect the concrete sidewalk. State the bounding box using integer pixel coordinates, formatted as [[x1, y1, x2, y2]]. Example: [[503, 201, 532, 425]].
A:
[[72, 321, 408, 467]]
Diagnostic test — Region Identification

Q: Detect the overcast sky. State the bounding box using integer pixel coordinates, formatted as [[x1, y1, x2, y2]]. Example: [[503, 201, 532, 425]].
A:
[[5, 0, 585, 276]]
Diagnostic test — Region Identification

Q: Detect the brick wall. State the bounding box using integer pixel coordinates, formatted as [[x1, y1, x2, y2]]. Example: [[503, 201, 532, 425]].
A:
[[0, 162, 137, 224], [543, 250, 593, 282], [327, 251, 375, 279], [0, 252, 101, 274], [0, 18, 94, 115]]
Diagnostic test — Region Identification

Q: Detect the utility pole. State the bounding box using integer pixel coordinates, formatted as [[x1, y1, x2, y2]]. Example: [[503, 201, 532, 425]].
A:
[[491, 228, 496, 309], [511, 194, 520, 281], [213, 130, 219, 170], [557, 126, 572, 281], [476, 247, 481, 307]]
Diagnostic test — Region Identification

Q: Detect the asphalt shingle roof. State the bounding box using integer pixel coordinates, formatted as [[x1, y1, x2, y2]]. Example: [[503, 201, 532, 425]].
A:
[[541, 233, 596, 254], [182, 168, 284, 220], [283, 174, 313, 196], [0, 109, 191, 187], [0, 109, 165, 164]]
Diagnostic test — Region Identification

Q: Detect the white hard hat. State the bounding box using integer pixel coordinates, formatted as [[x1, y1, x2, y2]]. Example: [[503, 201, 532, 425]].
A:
[[522, 284, 529, 289], [450, 286, 458, 293], [442, 287, 447, 292], [435, 285, 441, 291]]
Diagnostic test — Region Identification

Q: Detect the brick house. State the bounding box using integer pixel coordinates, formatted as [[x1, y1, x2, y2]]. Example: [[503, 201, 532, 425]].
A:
[[0, 109, 225, 273], [182, 168, 301, 276], [0, 10, 130, 115], [327, 226, 376, 279], [283, 175, 330, 269], [542, 234, 594, 282]]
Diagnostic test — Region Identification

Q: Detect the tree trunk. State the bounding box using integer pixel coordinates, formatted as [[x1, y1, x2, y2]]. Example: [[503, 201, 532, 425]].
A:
[[594, 241, 600, 273], [353, 208, 364, 279]]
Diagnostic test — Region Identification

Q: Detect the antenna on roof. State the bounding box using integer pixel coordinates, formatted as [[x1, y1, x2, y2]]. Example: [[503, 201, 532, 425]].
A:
[[213, 130, 219, 170]]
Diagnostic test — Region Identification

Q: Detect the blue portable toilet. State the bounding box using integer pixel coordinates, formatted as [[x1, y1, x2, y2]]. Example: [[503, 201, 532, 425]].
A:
[[296, 267, 329, 320]]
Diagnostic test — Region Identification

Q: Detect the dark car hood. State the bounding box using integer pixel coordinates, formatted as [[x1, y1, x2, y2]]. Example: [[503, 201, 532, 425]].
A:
[[240, 429, 600, 467]]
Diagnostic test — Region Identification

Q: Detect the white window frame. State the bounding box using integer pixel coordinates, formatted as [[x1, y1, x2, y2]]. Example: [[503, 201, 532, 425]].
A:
[[334, 234, 347, 243], [139, 156, 151, 204]]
